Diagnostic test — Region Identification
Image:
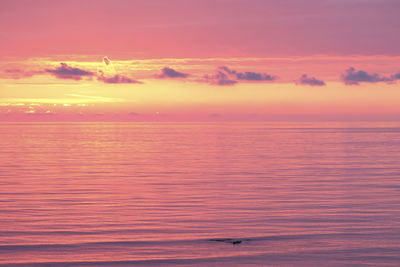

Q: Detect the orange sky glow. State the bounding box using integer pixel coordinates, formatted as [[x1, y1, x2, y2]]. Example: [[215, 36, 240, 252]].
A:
[[1, 0, 400, 121]]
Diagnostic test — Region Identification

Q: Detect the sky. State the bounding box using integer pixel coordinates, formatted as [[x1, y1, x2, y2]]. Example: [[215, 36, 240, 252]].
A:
[[1, 0, 400, 121]]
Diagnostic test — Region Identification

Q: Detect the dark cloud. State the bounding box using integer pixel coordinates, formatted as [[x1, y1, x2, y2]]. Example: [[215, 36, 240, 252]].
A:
[[45, 63, 94, 80], [203, 69, 238, 86], [297, 74, 325, 86], [237, 72, 275, 81], [158, 67, 189, 78], [203, 66, 275, 86], [341, 67, 392, 85], [391, 73, 400, 80], [221, 66, 276, 81], [98, 73, 142, 84]]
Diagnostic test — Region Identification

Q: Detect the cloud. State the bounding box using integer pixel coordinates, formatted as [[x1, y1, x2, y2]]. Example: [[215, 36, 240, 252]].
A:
[[221, 66, 276, 81], [45, 63, 94, 80], [297, 74, 326, 86], [203, 66, 276, 86], [391, 72, 400, 80], [97, 56, 142, 84], [203, 69, 238, 86], [158, 67, 189, 78], [341, 67, 392, 85], [103, 56, 111, 66], [97, 72, 142, 84], [3, 69, 43, 79]]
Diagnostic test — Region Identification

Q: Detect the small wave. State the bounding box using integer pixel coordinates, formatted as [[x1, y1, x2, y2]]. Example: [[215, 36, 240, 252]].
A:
[[2, 247, 400, 267], [0, 232, 368, 253], [0, 228, 189, 237]]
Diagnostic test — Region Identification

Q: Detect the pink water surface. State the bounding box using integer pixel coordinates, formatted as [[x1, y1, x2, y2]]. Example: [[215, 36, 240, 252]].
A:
[[1, 122, 400, 266]]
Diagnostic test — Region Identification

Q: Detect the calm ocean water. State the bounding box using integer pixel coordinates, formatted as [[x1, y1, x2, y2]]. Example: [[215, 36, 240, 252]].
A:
[[1, 122, 400, 266]]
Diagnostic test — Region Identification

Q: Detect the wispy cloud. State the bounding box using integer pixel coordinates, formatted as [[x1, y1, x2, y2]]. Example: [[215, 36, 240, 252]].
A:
[[157, 67, 189, 78], [98, 72, 142, 84], [1, 95, 125, 105], [66, 94, 123, 102], [297, 74, 325, 86], [2, 69, 44, 79]]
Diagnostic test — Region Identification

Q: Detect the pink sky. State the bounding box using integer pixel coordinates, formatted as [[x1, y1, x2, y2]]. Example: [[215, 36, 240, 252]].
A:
[[1, 0, 400, 121]]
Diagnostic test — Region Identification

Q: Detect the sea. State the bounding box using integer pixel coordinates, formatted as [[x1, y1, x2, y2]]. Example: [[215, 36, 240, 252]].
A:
[[1, 122, 400, 266]]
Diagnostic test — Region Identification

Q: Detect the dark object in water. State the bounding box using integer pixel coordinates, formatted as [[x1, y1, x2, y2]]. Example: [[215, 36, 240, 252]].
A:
[[209, 238, 243, 245]]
